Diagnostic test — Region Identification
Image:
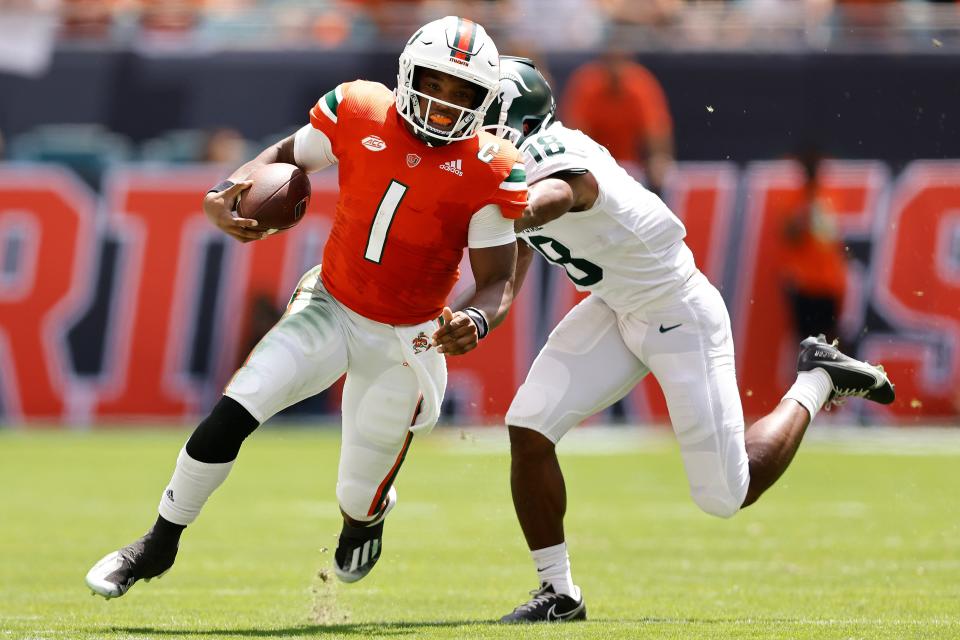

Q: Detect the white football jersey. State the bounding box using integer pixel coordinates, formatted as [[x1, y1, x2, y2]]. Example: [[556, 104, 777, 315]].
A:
[[517, 122, 696, 312]]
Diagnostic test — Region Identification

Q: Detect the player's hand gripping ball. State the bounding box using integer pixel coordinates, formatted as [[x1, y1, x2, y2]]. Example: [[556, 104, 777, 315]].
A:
[[237, 163, 311, 233]]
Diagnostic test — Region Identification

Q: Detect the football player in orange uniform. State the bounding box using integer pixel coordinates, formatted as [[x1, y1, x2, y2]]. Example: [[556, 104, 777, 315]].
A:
[[85, 16, 527, 598]]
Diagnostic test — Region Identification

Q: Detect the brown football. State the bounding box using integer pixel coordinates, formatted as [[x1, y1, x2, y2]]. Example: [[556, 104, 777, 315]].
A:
[[236, 163, 311, 231]]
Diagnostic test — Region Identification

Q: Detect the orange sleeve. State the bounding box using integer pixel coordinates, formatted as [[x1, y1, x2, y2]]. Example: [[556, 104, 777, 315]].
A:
[[484, 149, 527, 220], [489, 180, 528, 219], [309, 81, 354, 149]]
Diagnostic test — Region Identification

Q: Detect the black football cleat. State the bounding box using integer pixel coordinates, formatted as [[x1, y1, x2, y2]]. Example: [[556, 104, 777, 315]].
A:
[[798, 334, 895, 408], [85, 533, 178, 599], [334, 487, 395, 583], [500, 582, 587, 623]]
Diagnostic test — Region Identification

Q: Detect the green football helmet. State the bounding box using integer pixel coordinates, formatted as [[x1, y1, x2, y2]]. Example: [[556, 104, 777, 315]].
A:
[[482, 56, 556, 146]]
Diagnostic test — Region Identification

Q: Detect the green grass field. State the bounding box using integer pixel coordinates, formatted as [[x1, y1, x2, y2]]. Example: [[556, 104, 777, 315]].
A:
[[1, 426, 958, 639]]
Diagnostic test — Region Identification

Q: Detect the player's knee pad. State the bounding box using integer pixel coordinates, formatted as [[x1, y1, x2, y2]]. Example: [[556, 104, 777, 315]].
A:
[[505, 377, 568, 444], [683, 441, 749, 518], [336, 479, 378, 522], [353, 365, 420, 448], [185, 396, 260, 463], [690, 484, 745, 519]]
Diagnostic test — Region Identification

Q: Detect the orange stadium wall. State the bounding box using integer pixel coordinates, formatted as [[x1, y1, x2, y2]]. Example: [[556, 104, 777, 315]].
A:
[[0, 160, 958, 426]]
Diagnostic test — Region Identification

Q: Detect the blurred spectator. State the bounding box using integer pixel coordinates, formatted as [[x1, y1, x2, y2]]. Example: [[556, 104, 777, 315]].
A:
[[504, 0, 604, 50], [561, 49, 674, 193], [834, 0, 898, 42], [38, 0, 960, 52], [310, 7, 352, 47], [202, 128, 249, 166], [60, 0, 114, 40], [349, 0, 426, 43], [0, 129, 6, 160], [599, 0, 683, 27], [0, 0, 57, 76], [776, 149, 848, 342], [139, 0, 202, 40]]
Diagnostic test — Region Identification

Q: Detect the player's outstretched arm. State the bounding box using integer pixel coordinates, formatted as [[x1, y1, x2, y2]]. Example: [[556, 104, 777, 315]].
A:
[[514, 171, 599, 233], [202, 136, 299, 243], [432, 241, 517, 356]]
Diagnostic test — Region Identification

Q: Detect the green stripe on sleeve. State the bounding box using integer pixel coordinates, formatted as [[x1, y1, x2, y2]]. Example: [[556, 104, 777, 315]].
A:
[[324, 88, 340, 116], [505, 168, 526, 183]]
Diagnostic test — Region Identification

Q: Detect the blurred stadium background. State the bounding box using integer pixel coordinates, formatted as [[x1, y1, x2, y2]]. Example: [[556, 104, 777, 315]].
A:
[[1, 0, 959, 429]]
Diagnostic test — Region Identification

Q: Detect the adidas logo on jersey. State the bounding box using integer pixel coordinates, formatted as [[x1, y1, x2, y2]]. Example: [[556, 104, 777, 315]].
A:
[[439, 159, 463, 176]]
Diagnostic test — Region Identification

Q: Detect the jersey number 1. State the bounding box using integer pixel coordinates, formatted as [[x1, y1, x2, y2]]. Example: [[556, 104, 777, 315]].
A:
[[364, 180, 408, 263]]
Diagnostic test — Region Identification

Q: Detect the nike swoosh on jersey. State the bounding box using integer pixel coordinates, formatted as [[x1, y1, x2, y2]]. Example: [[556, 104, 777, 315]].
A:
[[659, 323, 682, 333]]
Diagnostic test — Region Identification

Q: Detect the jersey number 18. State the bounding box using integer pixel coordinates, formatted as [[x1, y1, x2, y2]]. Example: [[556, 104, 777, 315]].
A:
[[524, 134, 565, 163], [526, 235, 603, 286]]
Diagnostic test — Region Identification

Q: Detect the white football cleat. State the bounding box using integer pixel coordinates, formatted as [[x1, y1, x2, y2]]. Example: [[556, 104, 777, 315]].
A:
[[85, 534, 178, 599], [86, 551, 134, 599]]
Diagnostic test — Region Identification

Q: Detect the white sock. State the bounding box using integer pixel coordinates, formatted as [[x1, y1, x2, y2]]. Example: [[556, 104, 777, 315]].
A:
[[531, 542, 581, 601], [157, 447, 234, 526], [783, 369, 833, 421]]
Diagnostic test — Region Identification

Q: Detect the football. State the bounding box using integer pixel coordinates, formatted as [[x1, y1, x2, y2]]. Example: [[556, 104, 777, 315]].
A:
[[237, 163, 311, 231]]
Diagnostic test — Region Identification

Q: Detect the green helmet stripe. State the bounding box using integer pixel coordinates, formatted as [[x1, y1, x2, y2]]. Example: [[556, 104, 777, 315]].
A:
[[466, 20, 477, 52]]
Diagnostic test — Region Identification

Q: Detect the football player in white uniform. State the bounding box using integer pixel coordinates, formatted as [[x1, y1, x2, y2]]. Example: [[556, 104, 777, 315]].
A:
[[484, 57, 895, 623]]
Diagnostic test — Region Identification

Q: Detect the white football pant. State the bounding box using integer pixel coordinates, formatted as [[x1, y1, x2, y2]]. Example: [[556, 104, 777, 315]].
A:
[[225, 265, 444, 521], [507, 271, 750, 518]]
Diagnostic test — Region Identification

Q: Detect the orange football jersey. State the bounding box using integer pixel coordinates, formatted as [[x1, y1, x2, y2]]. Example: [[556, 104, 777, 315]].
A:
[[309, 80, 527, 325]]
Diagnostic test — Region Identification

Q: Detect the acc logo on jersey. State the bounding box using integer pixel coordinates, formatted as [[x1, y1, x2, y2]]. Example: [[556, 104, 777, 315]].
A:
[[406, 153, 421, 168], [361, 135, 387, 152], [411, 331, 431, 354]]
